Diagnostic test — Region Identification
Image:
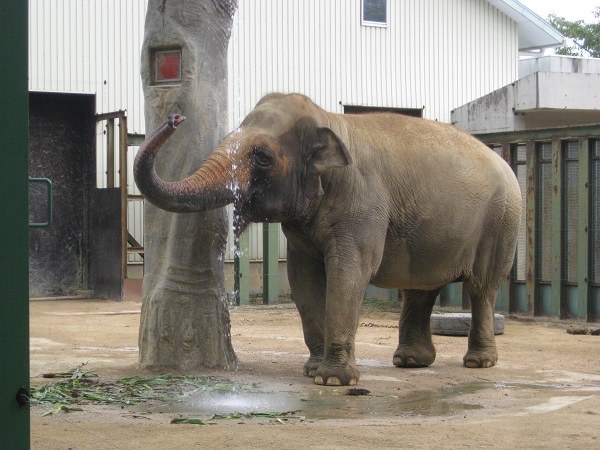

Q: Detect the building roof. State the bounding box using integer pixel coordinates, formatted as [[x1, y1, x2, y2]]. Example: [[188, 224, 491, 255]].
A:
[[489, 0, 565, 51]]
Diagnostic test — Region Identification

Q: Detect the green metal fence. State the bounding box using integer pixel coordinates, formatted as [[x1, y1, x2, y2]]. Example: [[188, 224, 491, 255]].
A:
[[447, 125, 600, 322]]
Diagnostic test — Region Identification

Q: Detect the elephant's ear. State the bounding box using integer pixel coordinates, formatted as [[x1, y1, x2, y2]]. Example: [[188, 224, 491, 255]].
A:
[[303, 127, 352, 200]]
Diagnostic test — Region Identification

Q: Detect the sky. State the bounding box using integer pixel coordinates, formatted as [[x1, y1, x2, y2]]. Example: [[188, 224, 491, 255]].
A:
[[520, 0, 598, 23]]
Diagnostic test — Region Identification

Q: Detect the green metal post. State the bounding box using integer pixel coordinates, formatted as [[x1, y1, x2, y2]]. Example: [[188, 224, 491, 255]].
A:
[[0, 2, 30, 447], [578, 138, 591, 320], [262, 223, 279, 304], [106, 118, 115, 187], [451, 282, 463, 307], [234, 230, 250, 305], [551, 139, 565, 318], [525, 141, 538, 315]]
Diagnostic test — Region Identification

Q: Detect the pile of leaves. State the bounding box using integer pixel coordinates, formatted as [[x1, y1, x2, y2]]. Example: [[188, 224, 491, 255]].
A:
[[31, 363, 241, 416]]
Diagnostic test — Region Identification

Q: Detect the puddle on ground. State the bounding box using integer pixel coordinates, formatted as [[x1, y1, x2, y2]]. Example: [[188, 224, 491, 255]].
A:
[[144, 389, 303, 416], [135, 381, 598, 420]]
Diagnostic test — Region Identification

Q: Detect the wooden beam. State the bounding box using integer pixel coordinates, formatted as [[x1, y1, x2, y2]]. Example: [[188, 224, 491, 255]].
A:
[[551, 139, 565, 318], [95, 110, 126, 121], [525, 141, 538, 315], [476, 125, 600, 144], [119, 115, 128, 280]]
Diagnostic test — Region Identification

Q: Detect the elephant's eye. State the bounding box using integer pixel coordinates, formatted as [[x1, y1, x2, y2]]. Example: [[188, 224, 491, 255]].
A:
[[253, 147, 274, 168]]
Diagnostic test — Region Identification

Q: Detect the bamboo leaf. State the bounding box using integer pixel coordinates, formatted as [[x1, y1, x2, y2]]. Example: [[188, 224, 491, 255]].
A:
[[171, 418, 210, 425]]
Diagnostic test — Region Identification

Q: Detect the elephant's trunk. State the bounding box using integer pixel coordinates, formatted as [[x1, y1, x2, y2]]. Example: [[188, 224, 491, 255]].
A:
[[134, 114, 236, 213]]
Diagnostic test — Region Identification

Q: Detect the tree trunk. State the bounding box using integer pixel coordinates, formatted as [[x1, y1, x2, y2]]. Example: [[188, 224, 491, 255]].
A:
[[138, 0, 238, 371]]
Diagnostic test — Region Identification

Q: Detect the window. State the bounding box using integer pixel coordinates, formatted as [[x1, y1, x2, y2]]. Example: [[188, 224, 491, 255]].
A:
[[152, 48, 182, 85], [362, 0, 388, 27], [344, 105, 422, 117]]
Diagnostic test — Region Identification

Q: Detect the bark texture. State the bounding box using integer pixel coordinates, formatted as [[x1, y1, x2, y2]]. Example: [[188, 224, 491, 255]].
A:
[[139, 0, 238, 371]]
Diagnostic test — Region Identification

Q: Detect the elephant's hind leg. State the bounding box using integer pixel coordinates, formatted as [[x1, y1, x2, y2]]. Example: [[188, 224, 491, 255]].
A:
[[463, 282, 498, 368], [393, 288, 441, 368], [463, 185, 520, 368]]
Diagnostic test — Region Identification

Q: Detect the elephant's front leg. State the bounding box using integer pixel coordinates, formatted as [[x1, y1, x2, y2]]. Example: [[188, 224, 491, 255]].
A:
[[313, 257, 369, 386], [287, 248, 327, 377]]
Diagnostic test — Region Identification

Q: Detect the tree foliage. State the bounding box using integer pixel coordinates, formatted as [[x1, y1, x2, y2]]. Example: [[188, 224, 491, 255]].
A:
[[548, 7, 600, 58]]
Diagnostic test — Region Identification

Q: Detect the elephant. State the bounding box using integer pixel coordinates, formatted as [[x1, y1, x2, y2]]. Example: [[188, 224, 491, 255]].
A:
[[134, 93, 522, 386]]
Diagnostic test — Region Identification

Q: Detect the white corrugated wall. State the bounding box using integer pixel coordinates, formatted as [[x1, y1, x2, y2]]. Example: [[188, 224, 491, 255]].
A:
[[29, 0, 518, 263], [29, 0, 146, 133], [228, 0, 517, 125], [29, 0, 148, 262]]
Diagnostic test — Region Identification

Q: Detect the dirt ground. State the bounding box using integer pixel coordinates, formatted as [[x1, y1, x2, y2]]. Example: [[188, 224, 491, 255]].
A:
[[29, 298, 600, 449]]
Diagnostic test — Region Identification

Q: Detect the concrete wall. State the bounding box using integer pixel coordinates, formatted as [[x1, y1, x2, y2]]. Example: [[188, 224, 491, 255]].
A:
[[452, 71, 600, 134], [516, 72, 600, 111], [519, 55, 600, 78]]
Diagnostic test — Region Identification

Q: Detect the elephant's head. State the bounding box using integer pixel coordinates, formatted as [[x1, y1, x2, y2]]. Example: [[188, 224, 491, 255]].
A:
[[134, 93, 352, 233]]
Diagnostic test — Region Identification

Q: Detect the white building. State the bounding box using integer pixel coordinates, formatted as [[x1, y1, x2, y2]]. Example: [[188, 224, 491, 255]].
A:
[[27, 0, 563, 297]]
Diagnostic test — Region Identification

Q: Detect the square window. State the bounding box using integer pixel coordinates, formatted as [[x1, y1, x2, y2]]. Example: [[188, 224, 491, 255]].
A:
[[362, 0, 388, 27], [153, 49, 182, 84]]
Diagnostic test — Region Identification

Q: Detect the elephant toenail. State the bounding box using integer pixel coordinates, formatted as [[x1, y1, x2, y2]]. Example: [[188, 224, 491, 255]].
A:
[[314, 376, 324, 385], [326, 377, 342, 386]]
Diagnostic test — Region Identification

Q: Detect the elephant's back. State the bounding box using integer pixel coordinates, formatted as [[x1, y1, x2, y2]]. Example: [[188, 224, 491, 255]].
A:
[[334, 111, 521, 215], [340, 113, 505, 173]]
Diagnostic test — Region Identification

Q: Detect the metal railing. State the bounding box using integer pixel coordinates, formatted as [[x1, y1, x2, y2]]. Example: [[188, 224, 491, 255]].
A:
[[28, 177, 53, 228]]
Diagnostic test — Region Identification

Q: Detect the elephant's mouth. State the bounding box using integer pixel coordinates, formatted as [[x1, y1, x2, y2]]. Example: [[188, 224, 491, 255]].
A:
[[231, 192, 269, 236]]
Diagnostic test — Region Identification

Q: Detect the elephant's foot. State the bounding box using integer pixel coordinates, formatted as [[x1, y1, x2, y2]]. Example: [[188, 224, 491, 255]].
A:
[[393, 342, 436, 368], [463, 349, 497, 368], [303, 355, 323, 377], [313, 363, 359, 386]]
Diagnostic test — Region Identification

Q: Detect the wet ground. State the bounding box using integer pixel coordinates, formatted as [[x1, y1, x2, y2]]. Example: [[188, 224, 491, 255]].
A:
[[142, 379, 600, 422], [29, 299, 600, 449]]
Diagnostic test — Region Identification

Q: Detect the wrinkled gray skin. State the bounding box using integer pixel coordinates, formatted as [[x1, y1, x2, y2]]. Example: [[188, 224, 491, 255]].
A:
[[134, 93, 522, 386]]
